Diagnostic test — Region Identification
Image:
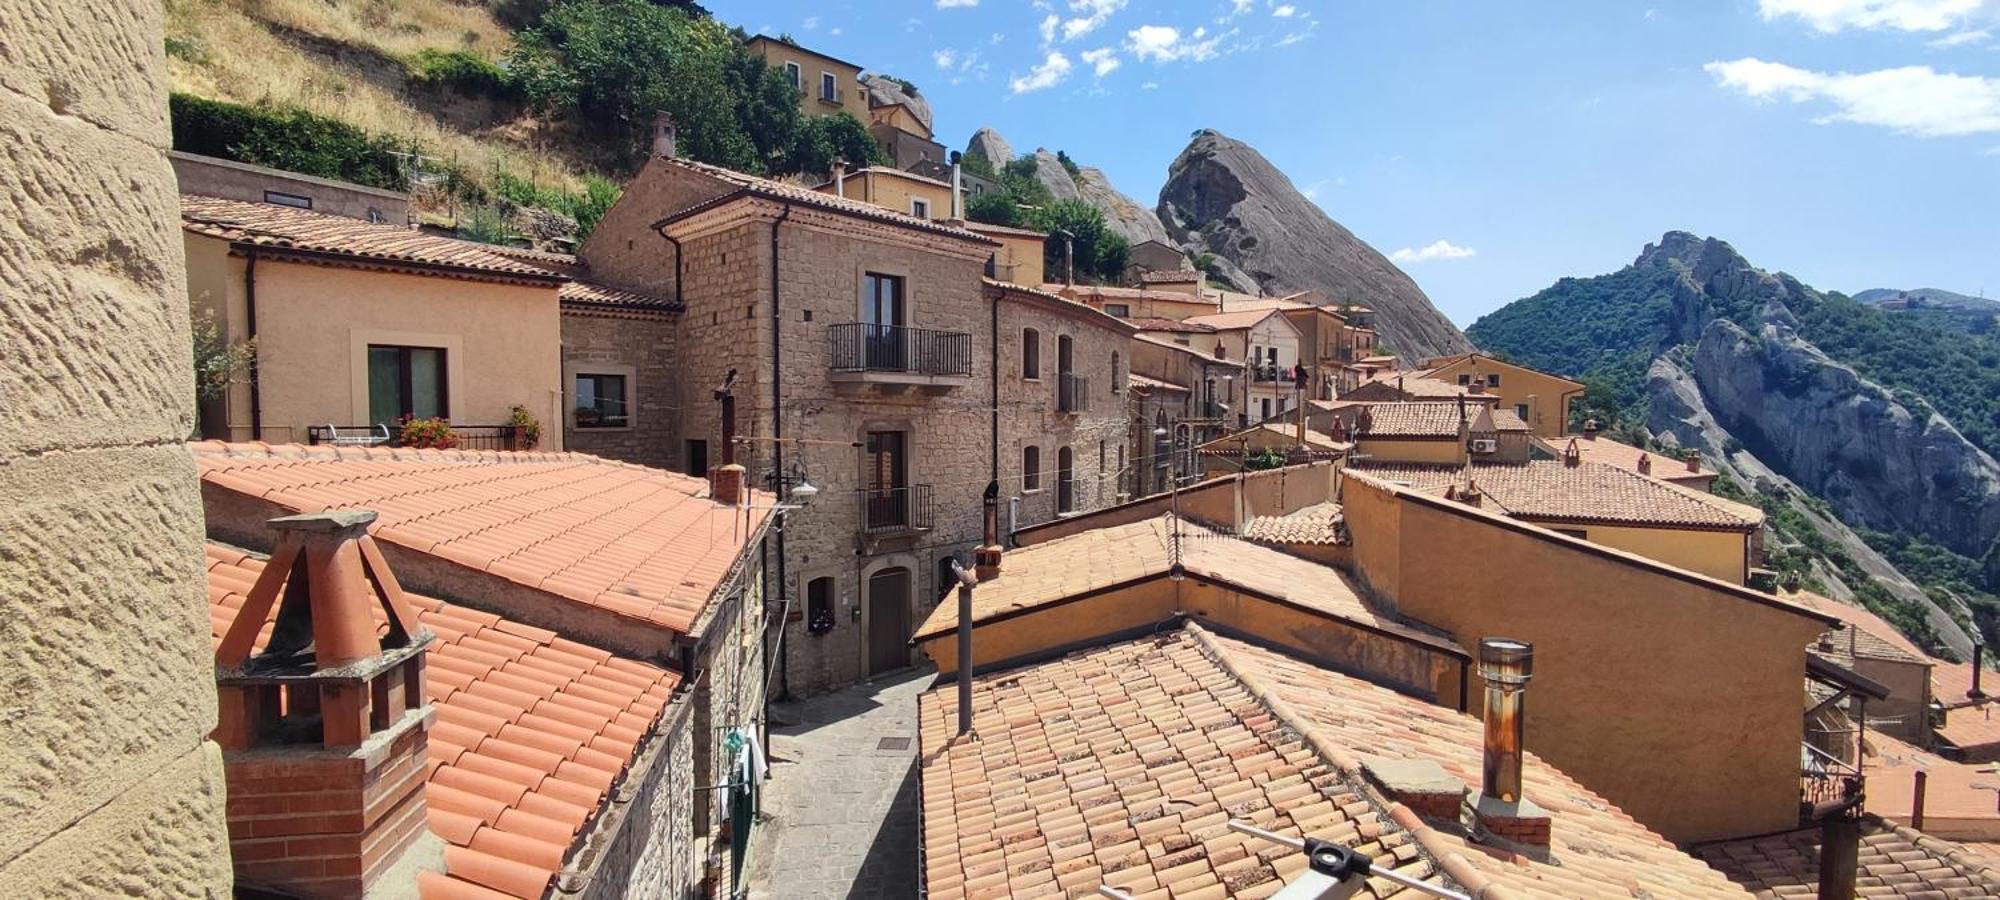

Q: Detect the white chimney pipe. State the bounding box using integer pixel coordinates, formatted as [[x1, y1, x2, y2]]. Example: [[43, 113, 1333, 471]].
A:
[[832, 160, 846, 198], [950, 151, 964, 220]]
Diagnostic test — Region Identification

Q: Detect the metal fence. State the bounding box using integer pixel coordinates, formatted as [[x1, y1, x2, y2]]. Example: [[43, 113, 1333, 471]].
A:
[[828, 323, 973, 377], [857, 484, 934, 535]]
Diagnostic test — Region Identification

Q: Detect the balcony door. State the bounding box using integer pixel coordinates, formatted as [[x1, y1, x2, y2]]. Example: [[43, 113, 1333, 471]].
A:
[[867, 567, 911, 675], [1057, 446, 1074, 514], [367, 345, 446, 426], [863, 430, 908, 531], [862, 272, 905, 371]]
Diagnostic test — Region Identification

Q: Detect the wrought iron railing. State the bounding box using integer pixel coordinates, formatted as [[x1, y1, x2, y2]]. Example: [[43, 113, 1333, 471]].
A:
[[857, 484, 933, 535], [1800, 741, 1864, 817], [1058, 372, 1090, 413], [1252, 364, 1284, 382], [307, 424, 524, 451], [828, 323, 973, 377]]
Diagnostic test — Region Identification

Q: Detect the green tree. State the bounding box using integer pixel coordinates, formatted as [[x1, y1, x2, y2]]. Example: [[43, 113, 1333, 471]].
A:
[[1028, 200, 1126, 283], [782, 112, 886, 176], [967, 192, 1023, 227]]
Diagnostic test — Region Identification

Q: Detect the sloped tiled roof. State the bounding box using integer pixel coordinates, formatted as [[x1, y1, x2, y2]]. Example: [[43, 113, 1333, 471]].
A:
[[1854, 731, 2000, 840], [1132, 317, 1217, 333], [1486, 408, 1532, 432], [1547, 435, 1716, 484], [558, 281, 680, 313], [1354, 402, 1466, 438], [1182, 308, 1286, 332], [1791, 591, 1932, 666], [182, 196, 567, 282], [909, 515, 1442, 649], [1351, 374, 1484, 401], [1137, 267, 1202, 284], [193, 442, 770, 638], [654, 157, 996, 245], [1693, 814, 2000, 898], [1242, 501, 1345, 545], [919, 625, 1749, 899], [1128, 373, 1188, 393], [1348, 461, 1764, 530], [1931, 661, 1998, 710], [205, 543, 678, 900]]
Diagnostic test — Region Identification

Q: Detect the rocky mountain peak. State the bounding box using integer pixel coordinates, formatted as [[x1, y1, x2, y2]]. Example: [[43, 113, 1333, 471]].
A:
[[964, 127, 1013, 168], [1157, 128, 1473, 359], [1636, 232, 1753, 281]]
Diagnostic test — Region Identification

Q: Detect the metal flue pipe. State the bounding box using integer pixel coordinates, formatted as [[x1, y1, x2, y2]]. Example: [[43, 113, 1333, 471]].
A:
[[950, 559, 978, 737], [1479, 638, 1534, 805]]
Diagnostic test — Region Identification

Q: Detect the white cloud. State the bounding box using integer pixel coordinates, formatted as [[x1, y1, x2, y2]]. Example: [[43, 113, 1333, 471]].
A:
[[802, 15, 820, 30], [1272, 4, 1297, 17], [1141, 81, 1160, 89], [1127, 24, 1228, 61], [1061, 0, 1126, 42], [1391, 240, 1478, 263], [1706, 57, 2000, 136], [1930, 27, 1993, 44], [1301, 178, 1329, 199], [934, 49, 958, 69], [991, 31, 1006, 44], [1275, 20, 1318, 47], [1010, 51, 1073, 93], [1039, 14, 1061, 44], [1757, 0, 1987, 33], [1229, 0, 1255, 15], [830, 27, 843, 35], [936, 0, 978, 7], [1081, 47, 1121, 76]]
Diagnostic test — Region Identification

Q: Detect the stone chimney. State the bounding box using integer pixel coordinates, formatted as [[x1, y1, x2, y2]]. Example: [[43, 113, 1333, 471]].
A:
[[213, 511, 435, 896], [709, 464, 746, 506], [1684, 449, 1701, 473], [1582, 418, 1599, 441], [1468, 376, 1486, 395], [1474, 638, 1550, 847], [1562, 439, 1581, 468], [652, 114, 677, 158], [974, 482, 1003, 581], [1636, 453, 1652, 476]]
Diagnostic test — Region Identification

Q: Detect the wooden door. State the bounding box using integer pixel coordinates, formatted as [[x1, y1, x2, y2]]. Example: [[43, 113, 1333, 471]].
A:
[[867, 567, 911, 675]]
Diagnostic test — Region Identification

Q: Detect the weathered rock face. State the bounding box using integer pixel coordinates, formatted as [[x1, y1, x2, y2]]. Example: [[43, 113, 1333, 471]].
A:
[[1685, 317, 2000, 559], [1026, 148, 1080, 201], [963, 127, 1013, 168], [860, 75, 931, 133], [1157, 129, 1473, 360], [1648, 357, 1976, 657], [1074, 165, 1172, 246]]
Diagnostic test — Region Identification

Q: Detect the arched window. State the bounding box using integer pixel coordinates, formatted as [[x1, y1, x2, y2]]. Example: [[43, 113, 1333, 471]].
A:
[[1022, 445, 1041, 491], [1111, 350, 1122, 394], [936, 555, 960, 601], [1057, 446, 1075, 514], [1022, 328, 1041, 379], [806, 576, 835, 635]]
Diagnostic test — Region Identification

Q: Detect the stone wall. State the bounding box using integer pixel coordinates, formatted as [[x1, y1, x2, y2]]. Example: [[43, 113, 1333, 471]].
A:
[[574, 697, 698, 900], [0, 0, 235, 892], [997, 296, 1131, 529], [562, 307, 682, 469]]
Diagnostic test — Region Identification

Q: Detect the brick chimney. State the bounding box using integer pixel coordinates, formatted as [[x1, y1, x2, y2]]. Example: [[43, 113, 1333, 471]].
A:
[[1562, 438, 1581, 468], [1474, 638, 1550, 847], [709, 464, 746, 506], [1468, 376, 1486, 395], [974, 481, 1003, 581], [1582, 418, 1599, 441], [1684, 449, 1701, 473], [1636, 453, 1652, 476], [214, 511, 435, 896]]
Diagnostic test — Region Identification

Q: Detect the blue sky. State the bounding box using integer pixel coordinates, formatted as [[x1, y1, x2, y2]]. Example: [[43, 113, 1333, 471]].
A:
[[710, 1, 2000, 327]]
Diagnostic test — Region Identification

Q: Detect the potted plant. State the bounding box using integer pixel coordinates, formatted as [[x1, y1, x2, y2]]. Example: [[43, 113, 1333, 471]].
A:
[[398, 416, 459, 449], [508, 405, 542, 450]]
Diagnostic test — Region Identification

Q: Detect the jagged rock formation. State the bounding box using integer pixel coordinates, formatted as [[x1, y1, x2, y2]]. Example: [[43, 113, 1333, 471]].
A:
[[1157, 129, 1473, 360], [1648, 355, 1976, 658], [1028, 148, 1081, 201], [1075, 166, 1172, 246], [963, 128, 1013, 168], [860, 75, 932, 133]]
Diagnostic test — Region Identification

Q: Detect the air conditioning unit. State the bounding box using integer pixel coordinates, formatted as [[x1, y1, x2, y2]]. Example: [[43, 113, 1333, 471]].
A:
[[1469, 439, 1499, 454]]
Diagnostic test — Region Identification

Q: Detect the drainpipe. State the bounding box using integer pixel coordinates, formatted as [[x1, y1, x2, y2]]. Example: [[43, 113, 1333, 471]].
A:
[[770, 203, 792, 697], [990, 287, 999, 489], [243, 246, 263, 440], [661, 231, 684, 309]]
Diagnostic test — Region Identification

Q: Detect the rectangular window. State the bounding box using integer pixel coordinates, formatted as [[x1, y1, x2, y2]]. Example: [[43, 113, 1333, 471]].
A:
[[820, 71, 837, 101], [686, 439, 709, 477], [263, 190, 312, 209], [910, 197, 931, 219], [1515, 403, 1529, 420], [785, 61, 802, 89], [1457, 374, 1472, 385], [1022, 445, 1041, 492], [1022, 328, 1041, 379], [862, 272, 906, 370], [1104, 303, 1130, 317], [1487, 372, 1502, 387], [367, 345, 446, 425], [574, 373, 630, 428]]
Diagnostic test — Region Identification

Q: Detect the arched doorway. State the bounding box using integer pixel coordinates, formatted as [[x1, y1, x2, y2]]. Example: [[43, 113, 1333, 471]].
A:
[[867, 566, 912, 675]]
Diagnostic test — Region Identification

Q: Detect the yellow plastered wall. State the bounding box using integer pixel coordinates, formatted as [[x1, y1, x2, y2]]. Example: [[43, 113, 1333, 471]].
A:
[[747, 38, 869, 122], [1425, 357, 1581, 438], [825, 171, 953, 220], [1543, 522, 1750, 585], [988, 232, 1047, 285], [186, 237, 565, 446], [1339, 475, 1827, 843]]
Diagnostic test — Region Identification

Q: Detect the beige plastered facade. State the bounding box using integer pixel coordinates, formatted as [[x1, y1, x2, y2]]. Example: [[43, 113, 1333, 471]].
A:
[[1340, 472, 1830, 843], [1422, 354, 1584, 438], [0, 0, 234, 892], [184, 233, 566, 446]]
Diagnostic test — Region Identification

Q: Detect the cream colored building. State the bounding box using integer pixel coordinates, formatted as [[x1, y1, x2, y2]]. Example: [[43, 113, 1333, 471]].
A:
[[818, 166, 956, 220], [746, 35, 871, 123], [1183, 308, 1306, 426], [2, 1, 234, 890], [1415, 352, 1585, 438], [182, 196, 568, 448]]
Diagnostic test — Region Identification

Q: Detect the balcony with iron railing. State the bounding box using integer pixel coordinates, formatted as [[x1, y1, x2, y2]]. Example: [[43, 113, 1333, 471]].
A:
[[857, 484, 933, 535], [1251, 364, 1284, 383], [1800, 741, 1864, 821], [828, 322, 973, 390], [1057, 371, 1090, 413], [307, 423, 526, 451]]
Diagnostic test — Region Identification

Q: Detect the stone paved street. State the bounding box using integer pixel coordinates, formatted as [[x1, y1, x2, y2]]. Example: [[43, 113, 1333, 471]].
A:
[[745, 666, 934, 900]]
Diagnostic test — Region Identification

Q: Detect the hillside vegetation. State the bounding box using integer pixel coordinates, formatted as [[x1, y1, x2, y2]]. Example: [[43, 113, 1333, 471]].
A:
[[163, 0, 880, 240]]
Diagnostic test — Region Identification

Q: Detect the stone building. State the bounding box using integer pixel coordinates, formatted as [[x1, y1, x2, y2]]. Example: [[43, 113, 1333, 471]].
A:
[[1, 0, 235, 891], [990, 281, 1136, 528], [558, 282, 682, 469], [1126, 334, 1243, 496]]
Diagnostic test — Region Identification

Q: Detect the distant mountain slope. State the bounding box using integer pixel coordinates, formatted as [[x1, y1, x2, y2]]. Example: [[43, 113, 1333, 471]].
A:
[[1471, 232, 2000, 656], [1157, 130, 1472, 360], [1854, 287, 2000, 337]]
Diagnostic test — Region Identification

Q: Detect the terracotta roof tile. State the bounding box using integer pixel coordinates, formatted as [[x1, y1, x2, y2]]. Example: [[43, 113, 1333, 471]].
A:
[[1242, 502, 1345, 546], [909, 515, 1443, 650], [1693, 814, 2000, 898], [193, 442, 769, 638], [1791, 591, 1933, 666], [1138, 268, 1202, 284], [921, 625, 1747, 899], [181, 196, 565, 282], [204, 543, 679, 899], [1352, 402, 1469, 438], [1349, 461, 1763, 530], [1545, 435, 1716, 485], [1182, 309, 1285, 332], [559, 280, 680, 312], [655, 157, 996, 244]]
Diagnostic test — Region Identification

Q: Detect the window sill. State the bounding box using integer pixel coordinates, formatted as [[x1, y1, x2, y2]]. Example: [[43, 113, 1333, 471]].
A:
[[1021, 488, 1043, 495], [575, 424, 634, 432]]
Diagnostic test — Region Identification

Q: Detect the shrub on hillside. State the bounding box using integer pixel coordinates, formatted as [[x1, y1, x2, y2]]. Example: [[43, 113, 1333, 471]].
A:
[[967, 192, 1023, 228], [783, 112, 887, 176], [410, 49, 519, 100], [170, 94, 414, 191], [1028, 199, 1128, 283]]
